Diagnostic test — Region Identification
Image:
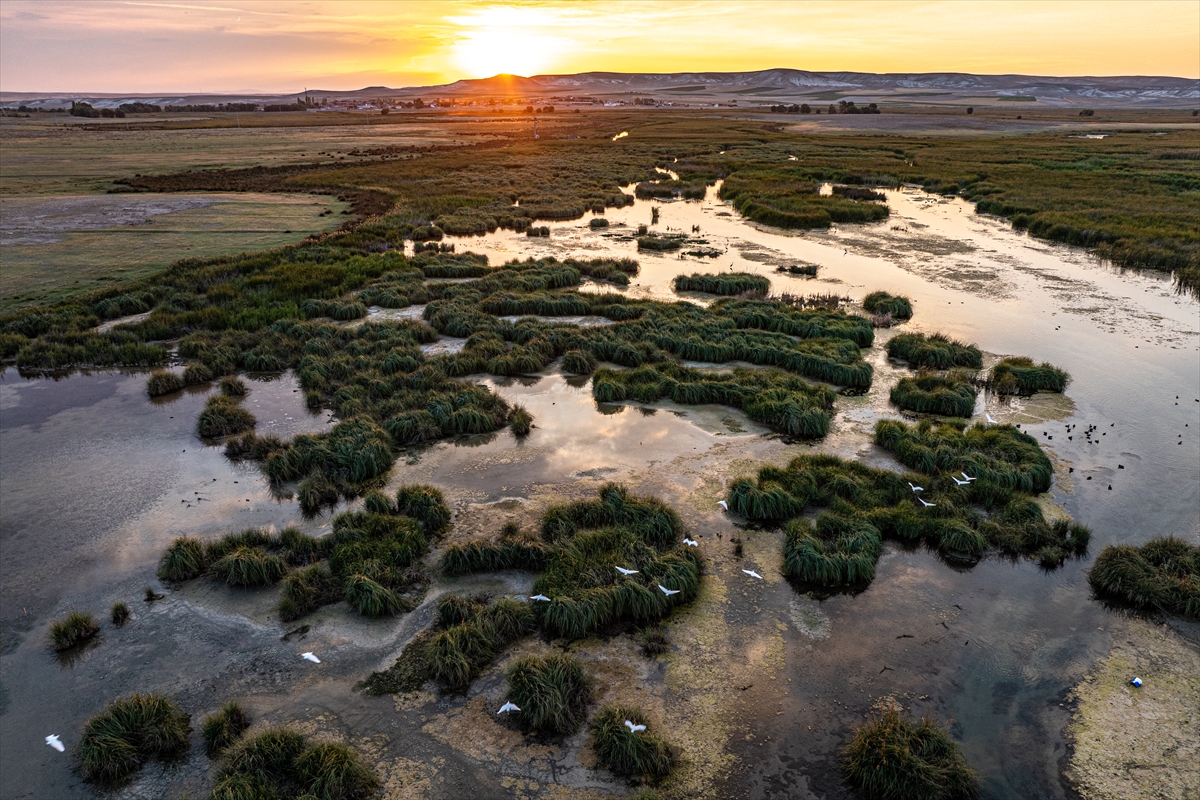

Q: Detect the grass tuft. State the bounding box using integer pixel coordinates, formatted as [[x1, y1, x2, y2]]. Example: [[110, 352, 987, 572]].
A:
[[591, 704, 676, 781], [146, 370, 184, 397], [212, 728, 379, 800], [890, 374, 977, 417], [158, 536, 208, 581], [202, 701, 251, 756], [1088, 537, 1199, 620], [77, 693, 191, 786], [197, 394, 256, 438], [863, 291, 913, 319], [49, 611, 100, 651], [111, 602, 130, 627], [989, 356, 1070, 395], [506, 653, 594, 735]]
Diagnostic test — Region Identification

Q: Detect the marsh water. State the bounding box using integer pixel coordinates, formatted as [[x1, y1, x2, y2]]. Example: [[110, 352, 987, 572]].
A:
[[1, 179, 1197, 799]]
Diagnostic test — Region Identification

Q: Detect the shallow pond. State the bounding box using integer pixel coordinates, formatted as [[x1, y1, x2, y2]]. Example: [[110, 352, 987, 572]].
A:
[[0, 181, 1196, 799]]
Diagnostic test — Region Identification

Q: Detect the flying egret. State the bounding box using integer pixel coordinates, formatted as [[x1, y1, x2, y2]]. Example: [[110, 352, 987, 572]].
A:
[[498, 702, 521, 714], [986, 413, 998, 424], [717, 500, 728, 510], [530, 594, 551, 602], [683, 537, 699, 547], [624, 720, 647, 733], [615, 567, 639, 576], [743, 569, 763, 580], [961, 472, 976, 482], [301, 652, 320, 663], [45, 735, 64, 753], [952, 476, 970, 486], [658, 585, 680, 596], [918, 497, 936, 508], [908, 482, 924, 493]]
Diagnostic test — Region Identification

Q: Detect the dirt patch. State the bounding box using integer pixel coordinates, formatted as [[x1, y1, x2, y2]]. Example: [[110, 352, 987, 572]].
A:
[[1065, 617, 1200, 800]]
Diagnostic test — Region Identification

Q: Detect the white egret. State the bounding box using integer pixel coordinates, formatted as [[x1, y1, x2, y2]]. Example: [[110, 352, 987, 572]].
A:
[[986, 413, 998, 424], [961, 472, 976, 482], [301, 652, 320, 663], [498, 702, 521, 714], [683, 537, 699, 547], [743, 569, 763, 580], [45, 735, 64, 753], [658, 585, 680, 596], [952, 476, 970, 486], [908, 482, 924, 493], [918, 497, 936, 507], [615, 567, 639, 576], [624, 720, 647, 733], [530, 594, 551, 602], [717, 500, 728, 510]]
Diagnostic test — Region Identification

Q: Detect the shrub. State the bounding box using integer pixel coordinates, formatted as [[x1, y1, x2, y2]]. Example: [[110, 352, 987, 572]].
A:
[[111, 602, 130, 627], [591, 704, 676, 781], [890, 375, 977, 417], [146, 370, 184, 397], [863, 291, 913, 319], [506, 653, 594, 735], [49, 611, 100, 651], [842, 703, 978, 800], [202, 701, 251, 756], [77, 694, 191, 786]]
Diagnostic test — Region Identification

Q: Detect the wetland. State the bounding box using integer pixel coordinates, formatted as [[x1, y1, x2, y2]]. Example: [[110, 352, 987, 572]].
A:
[[0, 108, 1197, 800]]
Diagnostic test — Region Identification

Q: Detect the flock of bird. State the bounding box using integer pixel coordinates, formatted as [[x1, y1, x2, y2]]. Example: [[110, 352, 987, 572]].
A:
[[906, 473, 975, 508]]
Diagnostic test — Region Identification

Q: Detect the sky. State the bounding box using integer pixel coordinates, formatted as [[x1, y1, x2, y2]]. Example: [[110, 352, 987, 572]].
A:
[[1, 0, 1198, 94]]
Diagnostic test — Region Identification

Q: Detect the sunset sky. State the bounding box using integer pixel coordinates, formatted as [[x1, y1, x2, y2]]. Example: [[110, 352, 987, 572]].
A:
[[1, 1, 1197, 94]]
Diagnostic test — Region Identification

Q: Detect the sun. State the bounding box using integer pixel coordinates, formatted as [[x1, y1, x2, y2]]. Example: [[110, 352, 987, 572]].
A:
[[448, 6, 570, 79]]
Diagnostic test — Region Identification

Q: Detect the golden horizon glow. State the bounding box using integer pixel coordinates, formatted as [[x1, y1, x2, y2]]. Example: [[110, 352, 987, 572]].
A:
[[0, 1, 1197, 93]]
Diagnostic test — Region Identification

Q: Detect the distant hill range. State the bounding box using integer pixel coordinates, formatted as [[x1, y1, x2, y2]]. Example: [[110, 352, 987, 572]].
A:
[[4, 69, 1197, 110]]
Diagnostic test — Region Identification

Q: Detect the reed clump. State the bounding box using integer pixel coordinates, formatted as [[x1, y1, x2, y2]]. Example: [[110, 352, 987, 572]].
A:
[[886, 333, 982, 369], [211, 728, 379, 800], [49, 611, 100, 651], [146, 370, 184, 397], [591, 704, 677, 781], [863, 291, 913, 319], [506, 653, 594, 735], [842, 702, 978, 800], [1088, 537, 1199, 620], [197, 394, 256, 438], [673, 272, 771, 296], [202, 701, 251, 756], [890, 374, 977, 417], [989, 356, 1070, 394], [111, 602, 130, 626], [76, 693, 191, 786], [509, 404, 534, 436], [424, 595, 537, 692], [218, 376, 248, 397]]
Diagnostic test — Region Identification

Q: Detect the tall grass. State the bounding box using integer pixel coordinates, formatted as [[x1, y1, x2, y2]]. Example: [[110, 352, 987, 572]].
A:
[[202, 701, 251, 756], [989, 356, 1070, 394], [591, 704, 676, 781], [77, 693, 191, 786], [197, 395, 256, 438], [506, 653, 594, 735], [212, 728, 379, 800], [49, 611, 100, 651], [863, 291, 913, 319], [842, 703, 978, 800], [890, 375, 977, 417], [1088, 537, 1199, 620], [875, 419, 1052, 493], [886, 333, 982, 369], [673, 272, 770, 296], [146, 370, 184, 397]]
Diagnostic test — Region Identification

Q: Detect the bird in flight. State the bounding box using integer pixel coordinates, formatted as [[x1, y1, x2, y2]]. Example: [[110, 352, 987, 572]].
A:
[[960, 472, 976, 482], [918, 497, 936, 507], [530, 594, 551, 602], [683, 537, 699, 547], [658, 585, 681, 596], [615, 566, 639, 575], [301, 652, 320, 663], [951, 476, 970, 486], [908, 482, 924, 492], [498, 702, 521, 714], [743, 569, 763, 580], [986, 413, 998, 424], [717, 500, 728, 510], [624, 720, 647, 733], [45, 735, 64, 753]]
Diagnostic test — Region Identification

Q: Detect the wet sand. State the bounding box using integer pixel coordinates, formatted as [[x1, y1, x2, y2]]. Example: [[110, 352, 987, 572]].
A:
[[0, 181, 1197, 799]]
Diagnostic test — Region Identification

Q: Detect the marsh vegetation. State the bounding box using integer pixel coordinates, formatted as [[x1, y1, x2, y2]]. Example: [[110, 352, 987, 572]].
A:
[[842, 703, 978, 800], [1088, 537, 1199, 620], [77, 693, 191, 786]]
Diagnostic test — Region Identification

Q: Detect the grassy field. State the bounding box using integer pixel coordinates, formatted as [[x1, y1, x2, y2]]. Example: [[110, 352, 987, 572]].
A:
[[0, 192, 347, 313]]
